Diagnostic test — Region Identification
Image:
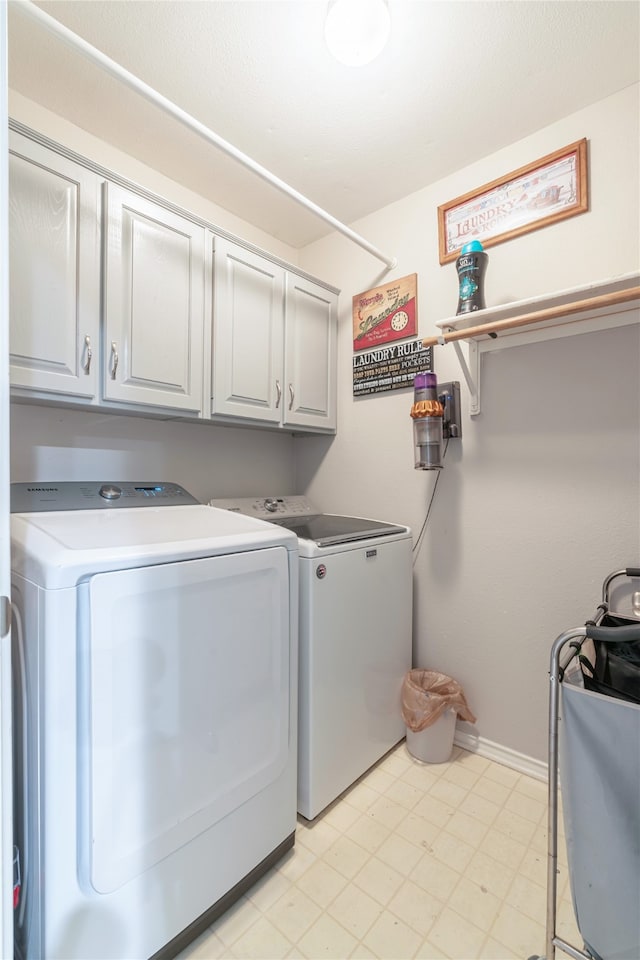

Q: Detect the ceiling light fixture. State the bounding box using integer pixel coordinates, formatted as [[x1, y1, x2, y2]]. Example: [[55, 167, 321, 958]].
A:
[[324, 0, 391, 67]]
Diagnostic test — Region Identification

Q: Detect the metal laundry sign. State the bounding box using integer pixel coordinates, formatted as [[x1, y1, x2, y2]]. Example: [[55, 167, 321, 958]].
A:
[[352, 339, 433, 396], [352, 273, 418, 351]]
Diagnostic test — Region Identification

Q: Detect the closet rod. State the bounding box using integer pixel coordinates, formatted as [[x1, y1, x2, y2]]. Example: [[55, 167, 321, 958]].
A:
[[16, 0, 398, 271], [421, 286, 640, 347]]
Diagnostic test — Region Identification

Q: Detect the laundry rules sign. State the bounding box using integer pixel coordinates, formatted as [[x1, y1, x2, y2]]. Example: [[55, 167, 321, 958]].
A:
[[353, 340, 433, 397]]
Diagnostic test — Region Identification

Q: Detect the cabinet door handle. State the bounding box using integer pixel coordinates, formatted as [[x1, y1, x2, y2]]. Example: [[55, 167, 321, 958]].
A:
[[275, 379, 282, 408], [83, 335, 92, 374], [0, 596, 11, 639], [288, 383, 295, 410], [110, 342, 119, 380]]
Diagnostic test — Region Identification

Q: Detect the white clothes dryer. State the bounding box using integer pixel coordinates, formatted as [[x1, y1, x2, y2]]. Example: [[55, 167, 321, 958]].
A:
[[210, 497, 412, 820], [10, 482, 298, 960]]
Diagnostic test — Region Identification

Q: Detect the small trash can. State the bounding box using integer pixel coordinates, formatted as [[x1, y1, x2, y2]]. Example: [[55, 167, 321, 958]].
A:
[[401, 669, 476, 764]]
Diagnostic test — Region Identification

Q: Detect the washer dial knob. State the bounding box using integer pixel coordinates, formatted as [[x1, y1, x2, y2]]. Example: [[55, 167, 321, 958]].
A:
[[264, 498, 279, 513], [99, 484, 122, 500]]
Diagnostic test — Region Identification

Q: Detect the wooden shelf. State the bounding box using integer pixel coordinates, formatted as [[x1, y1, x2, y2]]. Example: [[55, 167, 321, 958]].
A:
[[424, 273, 640, 415], [430, 272, 640, 345]]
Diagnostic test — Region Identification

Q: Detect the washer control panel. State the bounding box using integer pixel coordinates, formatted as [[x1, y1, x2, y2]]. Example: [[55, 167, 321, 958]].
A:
[[11, 482, 199, 512], [209, 495, 317, 520]]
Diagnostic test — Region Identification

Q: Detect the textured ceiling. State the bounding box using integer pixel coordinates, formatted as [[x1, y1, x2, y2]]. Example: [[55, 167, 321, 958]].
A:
[[7, 0, 640, 248]]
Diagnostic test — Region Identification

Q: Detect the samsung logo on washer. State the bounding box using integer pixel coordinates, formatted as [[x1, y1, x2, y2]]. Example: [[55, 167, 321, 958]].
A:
[[27, 487, 58, 492]]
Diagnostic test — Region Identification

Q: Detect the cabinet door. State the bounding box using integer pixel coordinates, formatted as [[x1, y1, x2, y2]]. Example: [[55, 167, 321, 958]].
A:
[[284, 274, 337, 432], [212, 236, 285, 423], [103, 184, 205, 413], [9, 133, 100, 399]]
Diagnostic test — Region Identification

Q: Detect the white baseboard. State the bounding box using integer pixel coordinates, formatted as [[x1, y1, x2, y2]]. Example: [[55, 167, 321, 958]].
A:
[[454, 729, 548, 782]]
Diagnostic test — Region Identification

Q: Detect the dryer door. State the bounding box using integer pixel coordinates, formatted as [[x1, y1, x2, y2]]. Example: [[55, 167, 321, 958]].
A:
[[77, 547, 291, 894]]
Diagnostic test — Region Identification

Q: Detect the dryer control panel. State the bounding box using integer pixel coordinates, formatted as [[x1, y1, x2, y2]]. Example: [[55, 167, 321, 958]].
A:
[[210, 495, 317, 520], [10, 482, 199, 512]]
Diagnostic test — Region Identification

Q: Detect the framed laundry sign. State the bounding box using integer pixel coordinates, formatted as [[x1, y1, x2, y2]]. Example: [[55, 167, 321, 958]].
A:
[[437, 139, 588, 264], [353, 273, 417, 351]]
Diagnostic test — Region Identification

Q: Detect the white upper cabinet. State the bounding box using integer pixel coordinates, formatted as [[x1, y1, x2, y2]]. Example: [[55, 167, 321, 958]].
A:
[[103, 184, 206, 413], [212, 235, 337, 433], [8, 125, 339, 430], [212, 236, 285, 423], [283, 274, 337, 432], [8, 132, 101, 400]]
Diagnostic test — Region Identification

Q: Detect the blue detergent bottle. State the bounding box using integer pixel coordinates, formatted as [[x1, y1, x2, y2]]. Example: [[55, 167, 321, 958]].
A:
[[455, 240, 488, 315]]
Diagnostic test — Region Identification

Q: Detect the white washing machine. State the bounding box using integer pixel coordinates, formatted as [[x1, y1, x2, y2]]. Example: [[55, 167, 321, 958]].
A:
[[210, 497, 412, 820], [10, 481, 298, 960]]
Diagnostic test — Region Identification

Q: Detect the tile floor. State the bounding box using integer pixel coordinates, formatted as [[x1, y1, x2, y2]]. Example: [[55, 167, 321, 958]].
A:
[[178, 743, 581, 960]]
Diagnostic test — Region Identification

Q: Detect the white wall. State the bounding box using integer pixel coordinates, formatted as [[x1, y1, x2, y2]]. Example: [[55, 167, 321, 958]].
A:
[[10, 404, 295, 504], [296, 84, 640, 763], [8, 84, 640, 765]]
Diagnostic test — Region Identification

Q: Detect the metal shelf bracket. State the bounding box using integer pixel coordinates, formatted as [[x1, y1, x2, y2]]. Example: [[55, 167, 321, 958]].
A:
[[449, 338, 480, 416]]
